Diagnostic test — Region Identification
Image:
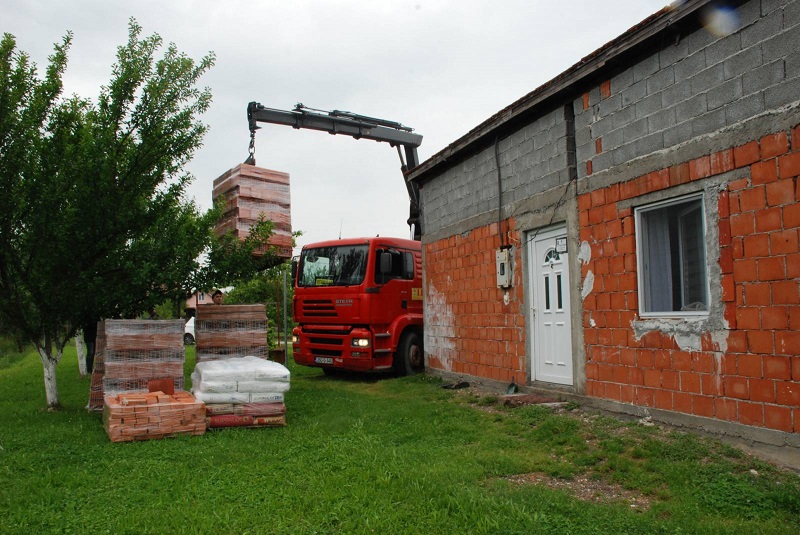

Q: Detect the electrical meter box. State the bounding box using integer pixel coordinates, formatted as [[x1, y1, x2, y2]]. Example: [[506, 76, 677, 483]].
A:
[[496, 248, 512, 288]]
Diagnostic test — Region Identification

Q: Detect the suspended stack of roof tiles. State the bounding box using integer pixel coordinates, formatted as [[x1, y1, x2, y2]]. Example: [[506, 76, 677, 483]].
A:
[[212, 163, 292, 260]]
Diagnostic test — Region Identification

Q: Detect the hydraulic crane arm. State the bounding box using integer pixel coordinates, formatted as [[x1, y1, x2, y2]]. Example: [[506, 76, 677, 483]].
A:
[[246, 102, 424, 240]]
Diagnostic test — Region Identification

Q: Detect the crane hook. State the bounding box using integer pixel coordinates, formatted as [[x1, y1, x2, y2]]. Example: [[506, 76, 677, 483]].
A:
[[244, 129, 256, 165]]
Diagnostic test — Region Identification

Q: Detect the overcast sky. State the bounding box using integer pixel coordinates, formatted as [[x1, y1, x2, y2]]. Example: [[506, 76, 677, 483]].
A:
[[4, 0, 667, 252]]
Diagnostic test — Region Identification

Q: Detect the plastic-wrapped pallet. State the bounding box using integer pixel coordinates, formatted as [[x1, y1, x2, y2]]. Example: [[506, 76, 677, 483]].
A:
[[195, 304, 269, 363], [212, 163, 292, 260], [191, 356, 289, 428], [88, 319, 186, 410]]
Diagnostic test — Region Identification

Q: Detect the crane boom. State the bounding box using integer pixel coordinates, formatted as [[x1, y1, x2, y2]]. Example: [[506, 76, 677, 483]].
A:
[[246, 102, 423, 240]]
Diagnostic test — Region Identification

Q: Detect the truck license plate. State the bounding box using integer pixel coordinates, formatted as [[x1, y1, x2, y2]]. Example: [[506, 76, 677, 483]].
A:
[[315, 357, 333, 364]]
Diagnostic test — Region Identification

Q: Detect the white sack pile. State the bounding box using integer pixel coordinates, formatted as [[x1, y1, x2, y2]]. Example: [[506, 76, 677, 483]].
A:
[[192, 356, 290, 428]]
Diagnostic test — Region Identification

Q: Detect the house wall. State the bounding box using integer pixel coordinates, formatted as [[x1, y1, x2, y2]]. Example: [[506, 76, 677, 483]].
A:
[[422, 107, 571, 239], [579, 125, 800, 432], [573, 0, 800, 433], [424, 221, 526, 383], [576, 0, 800, 180], [422, 108, 577, 386], [419, 0, 800, 444]]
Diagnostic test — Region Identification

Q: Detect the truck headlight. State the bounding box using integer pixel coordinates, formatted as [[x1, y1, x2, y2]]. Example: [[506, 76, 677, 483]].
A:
[[292, 334, 299, 344], [351, 338, 370, 348]]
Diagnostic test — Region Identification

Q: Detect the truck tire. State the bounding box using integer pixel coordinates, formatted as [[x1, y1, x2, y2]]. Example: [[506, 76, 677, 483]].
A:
[[394, 331, 424, 376], [183, 333, 194, 345]]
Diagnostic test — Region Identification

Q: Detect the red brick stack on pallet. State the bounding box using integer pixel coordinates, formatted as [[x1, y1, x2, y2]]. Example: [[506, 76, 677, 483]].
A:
[[213, 164, 292, 260], [103, 390, 206, 443], [193, 304, 290, 428], [89, 320, 187, 411]]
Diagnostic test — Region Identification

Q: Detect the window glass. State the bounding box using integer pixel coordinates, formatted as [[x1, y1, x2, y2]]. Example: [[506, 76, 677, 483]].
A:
[[298, 245, 368, 287], [403, 252, 415, 279], [636, 195, 708, 314]]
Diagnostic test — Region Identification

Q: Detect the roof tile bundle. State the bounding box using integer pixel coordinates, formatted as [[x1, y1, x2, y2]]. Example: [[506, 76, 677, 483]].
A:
[[89, 320, 186, 410], [195, 305, 269, 363], [213, 163, 292, 260], [103, 390, 206, 442]]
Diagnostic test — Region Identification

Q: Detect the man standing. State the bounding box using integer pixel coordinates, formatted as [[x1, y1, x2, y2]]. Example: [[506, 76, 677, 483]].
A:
[[212, 290, 224, 305]]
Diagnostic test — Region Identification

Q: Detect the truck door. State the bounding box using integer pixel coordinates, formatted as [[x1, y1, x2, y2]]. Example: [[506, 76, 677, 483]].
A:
[[371, 248, 413, 326]]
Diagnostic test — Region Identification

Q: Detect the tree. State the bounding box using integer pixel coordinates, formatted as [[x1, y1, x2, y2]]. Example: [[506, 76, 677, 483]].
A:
[[0, 22, 248, 409], [225, 261, 294, 346]]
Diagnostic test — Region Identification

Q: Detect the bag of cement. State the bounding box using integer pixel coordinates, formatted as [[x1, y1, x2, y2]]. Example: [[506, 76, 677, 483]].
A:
[[192, 391, 253, 404], [249, 392, 287, 403], [194, 356, 290, 382], [237, 379, 290, 393]]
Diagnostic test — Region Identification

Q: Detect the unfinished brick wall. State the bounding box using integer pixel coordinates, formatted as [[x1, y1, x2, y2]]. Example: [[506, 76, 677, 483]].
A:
[[423, 221, 527, 384], [579, 123, 800, 432]]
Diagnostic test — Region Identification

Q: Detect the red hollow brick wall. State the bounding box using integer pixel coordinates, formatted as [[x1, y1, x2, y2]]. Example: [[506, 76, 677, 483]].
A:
[[424, 221, 527, 384], [579, 124, 800, 433]]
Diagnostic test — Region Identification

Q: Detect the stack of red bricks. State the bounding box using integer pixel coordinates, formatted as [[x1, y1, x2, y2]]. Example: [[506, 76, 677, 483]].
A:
[[103, 390, 206, 442], [195, 304, 270, 362], [89, 320, 186, 410], [213, 163, 292, 260]]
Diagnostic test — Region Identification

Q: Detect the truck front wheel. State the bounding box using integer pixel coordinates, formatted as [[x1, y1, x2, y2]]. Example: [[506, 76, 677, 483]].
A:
[[394, 331, 424, 376]]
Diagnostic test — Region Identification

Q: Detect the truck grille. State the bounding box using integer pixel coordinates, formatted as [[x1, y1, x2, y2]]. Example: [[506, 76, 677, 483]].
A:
[[310, 337, 343, 345], [302, 300, 337, 317], [311, 348, 341, 357]]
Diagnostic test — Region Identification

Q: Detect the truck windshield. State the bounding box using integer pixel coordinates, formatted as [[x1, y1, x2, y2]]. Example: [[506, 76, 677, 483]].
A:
[[298, 245, 369, 287]]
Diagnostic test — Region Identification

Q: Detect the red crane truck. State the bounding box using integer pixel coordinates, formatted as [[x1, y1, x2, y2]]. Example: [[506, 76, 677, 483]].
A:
[[245, 102, 425, 374], [291, 236, 423, 375]]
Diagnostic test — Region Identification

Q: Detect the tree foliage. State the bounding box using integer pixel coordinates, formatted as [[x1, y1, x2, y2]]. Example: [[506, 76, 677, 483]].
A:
[[225, 261, 294, 345], [0, 22, 271, 409]]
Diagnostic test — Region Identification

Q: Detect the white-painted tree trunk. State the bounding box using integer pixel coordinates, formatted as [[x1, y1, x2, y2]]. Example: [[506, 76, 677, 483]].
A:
[[37, 346, 62, 410], [75, 330, 87, 377]]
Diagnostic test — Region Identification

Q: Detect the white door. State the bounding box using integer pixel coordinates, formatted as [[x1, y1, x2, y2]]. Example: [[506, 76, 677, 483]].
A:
[[528, 225, 573, 385]]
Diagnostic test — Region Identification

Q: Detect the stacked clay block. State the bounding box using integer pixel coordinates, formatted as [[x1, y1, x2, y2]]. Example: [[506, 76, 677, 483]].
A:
[[195, 305, 269, 363], [213, 164, 292, 260], [103, 390, 206, 442], [88, 320, 186, 410]]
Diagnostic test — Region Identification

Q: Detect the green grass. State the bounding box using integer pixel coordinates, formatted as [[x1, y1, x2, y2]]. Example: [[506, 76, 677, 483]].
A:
[[1, 341, 799, 534]]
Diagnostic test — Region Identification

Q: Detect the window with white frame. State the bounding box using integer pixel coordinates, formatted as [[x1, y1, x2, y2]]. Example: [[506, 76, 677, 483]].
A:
[[635, 194, 709, 316]]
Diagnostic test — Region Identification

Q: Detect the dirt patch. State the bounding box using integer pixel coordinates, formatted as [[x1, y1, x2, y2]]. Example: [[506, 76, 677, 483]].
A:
[[504, 472, 652, 510], [501, 393, 560, 407]]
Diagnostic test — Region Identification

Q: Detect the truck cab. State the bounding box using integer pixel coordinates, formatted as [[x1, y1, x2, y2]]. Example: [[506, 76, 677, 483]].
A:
[[292, 237, 423, 375]]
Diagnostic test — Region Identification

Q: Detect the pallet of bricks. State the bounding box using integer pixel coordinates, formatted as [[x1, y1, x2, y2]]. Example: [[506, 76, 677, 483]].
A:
[[192, 304, 289, 429], [87, 319, 206, 442], [103, 390, 206, 443], [213, 163, 292, 260]]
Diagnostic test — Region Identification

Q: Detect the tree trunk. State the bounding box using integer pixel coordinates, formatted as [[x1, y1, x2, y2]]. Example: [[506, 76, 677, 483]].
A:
[[37, 346, 62, 410], [75, 330, 87, 377]]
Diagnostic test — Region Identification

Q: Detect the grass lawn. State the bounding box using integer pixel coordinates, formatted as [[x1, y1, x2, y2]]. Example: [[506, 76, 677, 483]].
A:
[[1, 338, 799, 534]]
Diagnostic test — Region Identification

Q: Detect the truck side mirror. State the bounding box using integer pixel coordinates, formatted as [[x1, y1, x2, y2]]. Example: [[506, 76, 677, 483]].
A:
[[380, 252, 392, 276], [291, 257, 298, 286]]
